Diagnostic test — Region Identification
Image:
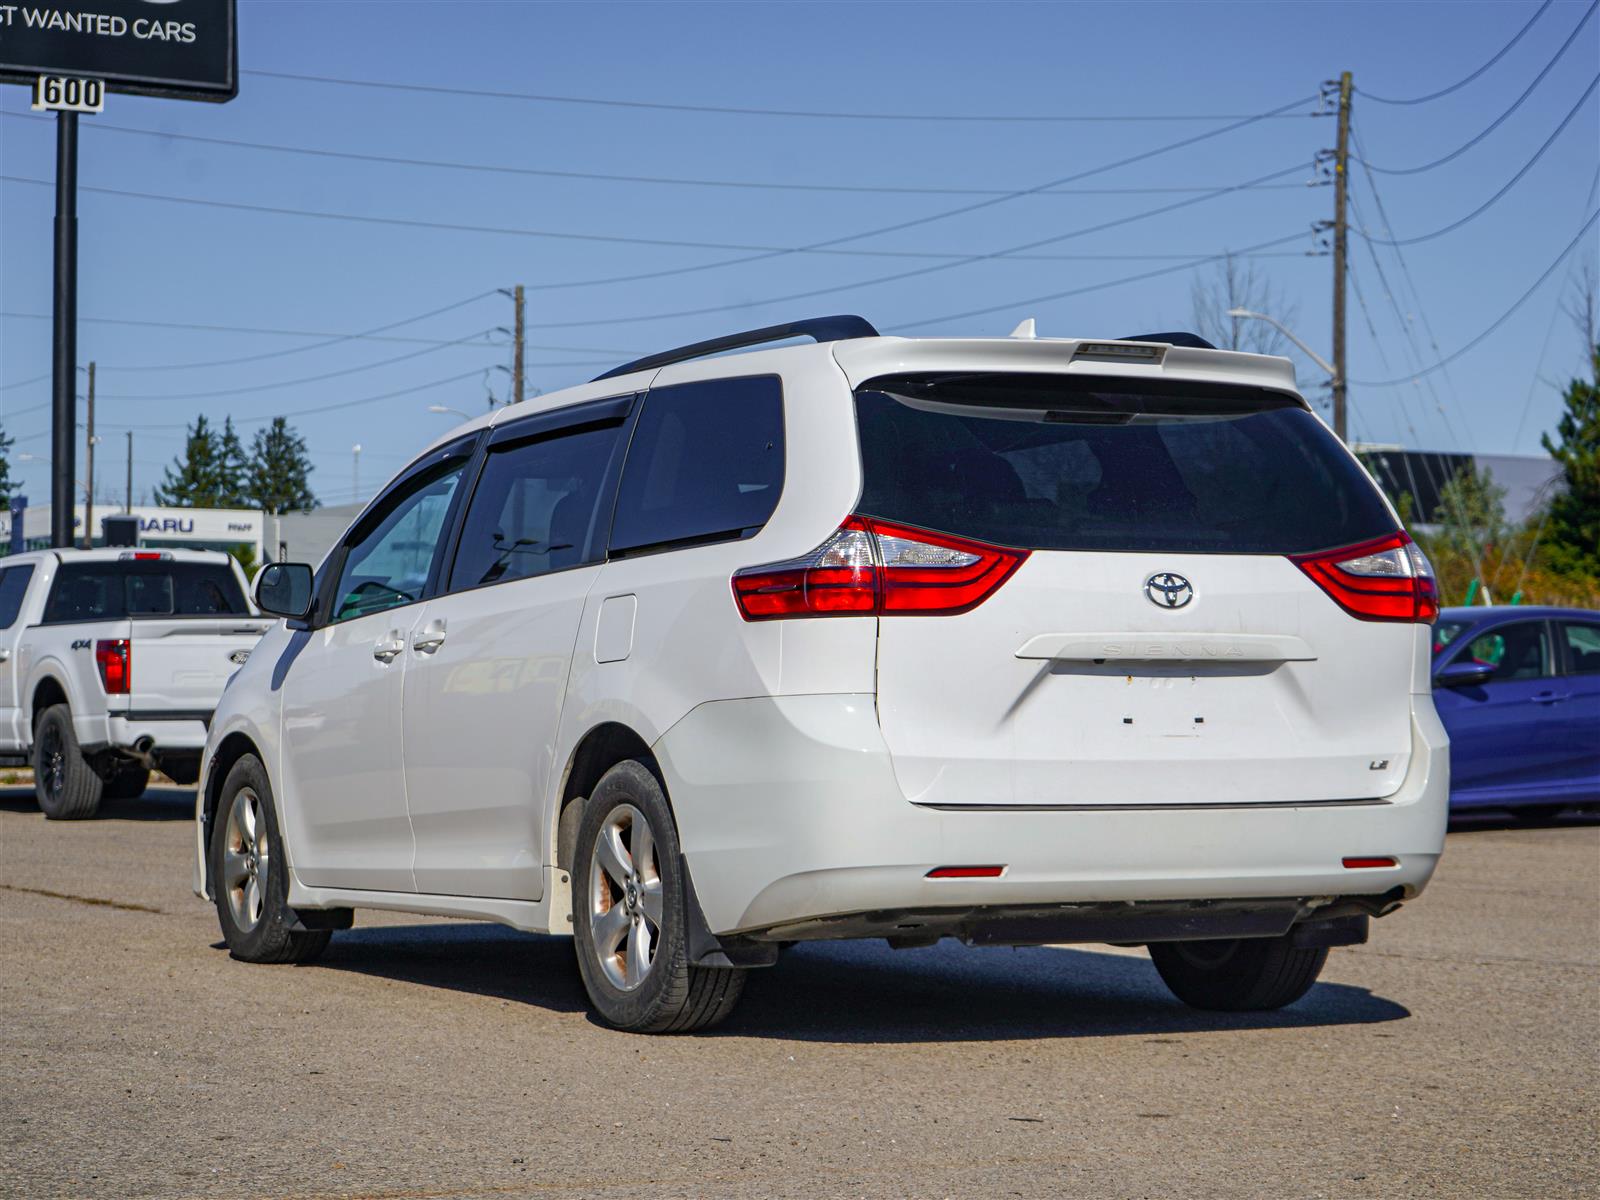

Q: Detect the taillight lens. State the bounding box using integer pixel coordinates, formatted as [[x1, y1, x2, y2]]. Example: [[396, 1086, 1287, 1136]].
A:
[[732, 516, 1028, 621], [95, 639, 131, 695], [1290, 532, 1438, 623]]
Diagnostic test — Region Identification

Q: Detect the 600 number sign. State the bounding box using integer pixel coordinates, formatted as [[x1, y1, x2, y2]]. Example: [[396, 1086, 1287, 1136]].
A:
[[32, 75, 104, 114]]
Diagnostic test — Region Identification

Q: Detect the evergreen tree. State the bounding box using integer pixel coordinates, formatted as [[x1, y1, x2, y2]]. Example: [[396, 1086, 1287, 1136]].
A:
[[245, 417, 317, 514], [1540, 344, 1600, 580], [154, 415, 227, 507], [218, 417, 249, 507], [0, 423, 13, 509]]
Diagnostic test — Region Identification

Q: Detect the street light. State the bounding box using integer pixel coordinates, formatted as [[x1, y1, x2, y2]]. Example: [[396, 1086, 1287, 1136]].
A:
[[427, 404, 471, 420], [1225, 308, 1337, 379], [1227, 307, 1347, 441]]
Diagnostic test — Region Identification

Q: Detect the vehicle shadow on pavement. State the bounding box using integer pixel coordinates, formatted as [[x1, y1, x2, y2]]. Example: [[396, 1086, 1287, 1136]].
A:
[[0, 784, 195, 821], [310, 922, 1407, 1041], [1447, 809, 1598, 833]]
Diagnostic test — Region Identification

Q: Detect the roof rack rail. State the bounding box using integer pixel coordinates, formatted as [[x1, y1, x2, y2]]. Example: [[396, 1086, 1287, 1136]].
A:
[[1115, 331, 1217, 349], [592, 314, 879, 382]]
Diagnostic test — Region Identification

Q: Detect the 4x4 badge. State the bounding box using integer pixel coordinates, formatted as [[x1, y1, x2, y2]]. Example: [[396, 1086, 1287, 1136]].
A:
[[1144, 572, 1194, 609]]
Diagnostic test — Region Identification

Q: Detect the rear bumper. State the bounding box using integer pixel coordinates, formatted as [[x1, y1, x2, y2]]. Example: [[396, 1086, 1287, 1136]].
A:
[[78, 711, 212, 754], [655, 693, 1450, 938]]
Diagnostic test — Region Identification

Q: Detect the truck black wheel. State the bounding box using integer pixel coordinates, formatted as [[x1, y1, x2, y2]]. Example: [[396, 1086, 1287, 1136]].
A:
[[1149, 935, 1328, 1011], [209, 754, 331, 965], [33, 704, 103, 820], [572, 760, 745, 1033]]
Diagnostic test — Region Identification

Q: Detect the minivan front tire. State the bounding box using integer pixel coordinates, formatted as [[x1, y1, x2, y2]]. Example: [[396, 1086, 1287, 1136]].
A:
[[1149, 935, 1328, 1011], [572, 760, 745, 1033], [209, 755, 331, 965]]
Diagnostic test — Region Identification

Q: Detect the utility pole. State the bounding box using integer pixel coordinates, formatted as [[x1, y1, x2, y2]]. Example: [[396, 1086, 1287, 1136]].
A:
[[512, 284, 525, 406], [352, 444, 362, 504], [125, 431, 133, 513], [1330, 70, 1352, 443], [83, 361, 95, 548]]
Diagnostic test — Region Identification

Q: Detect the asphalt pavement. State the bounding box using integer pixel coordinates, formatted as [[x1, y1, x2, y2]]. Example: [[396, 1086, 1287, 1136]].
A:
[[1, 785, 1595, 1199]]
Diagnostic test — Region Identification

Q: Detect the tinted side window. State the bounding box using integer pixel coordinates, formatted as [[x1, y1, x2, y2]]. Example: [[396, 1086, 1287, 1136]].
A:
[[449, 422, 623, 591], [1560, 622, 1600, 675], [1457, 622, 1553, 682], [609, 376, 784, 555], [0, 565, 34, 629], [333, 465, 466, 623]]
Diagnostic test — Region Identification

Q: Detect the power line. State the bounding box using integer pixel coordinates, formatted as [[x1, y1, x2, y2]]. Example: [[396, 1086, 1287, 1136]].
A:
[[509, 164, 1315, 331], [95, 328, 500, 400], [0, 310, 641, 355], [93, 292, 497, 372], [1348, 208, 1598, 386], [0, 108, 1321, 199], [1354, 75, 1600, 247], [245, 67, 1324, 124], [1356, 0, 1596, 176], [888, 230, 1312, 330], [0, 371, 51, 392], [0, 167, 1312, 270], [1358, 0, 1553, 105]]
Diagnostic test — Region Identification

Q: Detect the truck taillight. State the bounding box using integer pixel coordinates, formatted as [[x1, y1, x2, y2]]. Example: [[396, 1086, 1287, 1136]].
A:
[[95, 639, 131, 695], [1290, 532, 1438, 623], [732, 516, 1028, 621]]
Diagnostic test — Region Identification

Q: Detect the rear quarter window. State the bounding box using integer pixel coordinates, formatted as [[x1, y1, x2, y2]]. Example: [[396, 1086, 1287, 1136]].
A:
[[854, 375, 1396, 555], [43, 561, 248, 622], [609, 375, 784, 555]]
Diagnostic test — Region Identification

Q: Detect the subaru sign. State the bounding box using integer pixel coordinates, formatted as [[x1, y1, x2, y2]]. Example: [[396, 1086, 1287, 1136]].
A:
[[0, 0, 237, 102]]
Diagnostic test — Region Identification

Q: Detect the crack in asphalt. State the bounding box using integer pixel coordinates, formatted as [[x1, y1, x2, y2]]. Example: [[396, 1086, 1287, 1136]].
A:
[[0, 883, 165, 914]]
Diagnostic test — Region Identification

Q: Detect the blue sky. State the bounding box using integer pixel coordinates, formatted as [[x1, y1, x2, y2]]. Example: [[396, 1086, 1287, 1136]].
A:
[[2, 0, 1597, 509]]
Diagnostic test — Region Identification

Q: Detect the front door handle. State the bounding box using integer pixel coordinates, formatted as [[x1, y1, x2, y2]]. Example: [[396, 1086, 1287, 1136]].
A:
[[1531, 690, 1570, 704], [413, 620, 446, 654], [373, 633, 405, 663], [0, 648, 10, 663]]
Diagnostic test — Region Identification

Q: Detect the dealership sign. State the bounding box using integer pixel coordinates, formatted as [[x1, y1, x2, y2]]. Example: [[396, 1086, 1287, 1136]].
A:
[[0, 0, 237, 101]]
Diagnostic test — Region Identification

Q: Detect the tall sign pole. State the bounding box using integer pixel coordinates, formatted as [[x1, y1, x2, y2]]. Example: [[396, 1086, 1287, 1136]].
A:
[[1330, 71, 1352, 444], [51, 112, 78, 548], [84, 360, 96, 548], [2, 1, 239, 544]]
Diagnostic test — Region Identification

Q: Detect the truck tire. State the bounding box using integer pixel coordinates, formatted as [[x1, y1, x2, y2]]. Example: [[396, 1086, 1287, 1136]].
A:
[[572, 760, 745, 1033], [33, 704, 103, 820], [103, 766, 151, 802], [209, 754, 331, 965], [1149, 935, 1328, 1011]]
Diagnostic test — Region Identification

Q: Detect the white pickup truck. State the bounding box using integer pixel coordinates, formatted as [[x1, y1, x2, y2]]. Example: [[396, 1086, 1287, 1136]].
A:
[[0, 548, 270, 818]]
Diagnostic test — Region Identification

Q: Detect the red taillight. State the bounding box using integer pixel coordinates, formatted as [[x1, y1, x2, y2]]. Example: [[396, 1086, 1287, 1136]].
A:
[[926, 865, 1006, 878], [732, 516, 1028, 621], [1290, 532, 1438, 623], [1342, 856, 1399, 869], [95, 639, 130, 695]]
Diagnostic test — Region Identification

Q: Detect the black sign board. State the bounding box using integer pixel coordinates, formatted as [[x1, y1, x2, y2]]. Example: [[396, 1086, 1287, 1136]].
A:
[[0, 0, 237, 102]]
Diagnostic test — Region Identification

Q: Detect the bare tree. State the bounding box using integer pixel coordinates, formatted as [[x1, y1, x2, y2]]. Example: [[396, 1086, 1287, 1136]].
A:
[[1562, 260, 1597, 382], [1190, 253, 1300, 355]]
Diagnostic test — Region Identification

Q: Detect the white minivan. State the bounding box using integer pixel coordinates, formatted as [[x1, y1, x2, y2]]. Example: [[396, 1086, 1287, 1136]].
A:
[[194, 317, 1448, 1032]]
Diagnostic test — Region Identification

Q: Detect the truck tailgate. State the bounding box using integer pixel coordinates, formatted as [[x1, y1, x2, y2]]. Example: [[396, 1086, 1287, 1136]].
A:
[[126, 618, 272, 713]]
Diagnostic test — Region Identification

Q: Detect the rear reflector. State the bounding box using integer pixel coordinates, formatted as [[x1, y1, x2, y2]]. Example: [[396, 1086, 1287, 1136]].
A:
[[1342, 856, 1399, 869], [1290, 532, 1438, 623], [926, 865, 1006, 878], [732, 516, 1028, 621], [95, 639, 130, 695]]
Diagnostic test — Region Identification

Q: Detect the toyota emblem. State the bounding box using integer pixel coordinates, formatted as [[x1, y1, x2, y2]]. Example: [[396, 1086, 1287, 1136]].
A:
[[1144, 572, 1194, 609]]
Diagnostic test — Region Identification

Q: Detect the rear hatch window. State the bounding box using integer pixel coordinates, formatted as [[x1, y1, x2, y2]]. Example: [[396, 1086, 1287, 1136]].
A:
[[855, 374, 1396, 555], [44, 561, 249, 622]]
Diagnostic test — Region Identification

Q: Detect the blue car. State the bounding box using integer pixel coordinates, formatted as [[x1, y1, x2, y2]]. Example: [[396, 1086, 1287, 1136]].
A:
[[1432, 606, 1600, 819]]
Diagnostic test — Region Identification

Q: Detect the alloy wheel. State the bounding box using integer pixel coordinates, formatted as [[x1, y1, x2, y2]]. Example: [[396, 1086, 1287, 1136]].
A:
[[222, 787, 270, 933], [588, 803, 663, 991]]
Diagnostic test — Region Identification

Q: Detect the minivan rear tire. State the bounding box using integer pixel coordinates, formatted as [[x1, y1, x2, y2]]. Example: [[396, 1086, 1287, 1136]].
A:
[[572, 760, 745, 1033], [1149, 935, 1328, 1011]]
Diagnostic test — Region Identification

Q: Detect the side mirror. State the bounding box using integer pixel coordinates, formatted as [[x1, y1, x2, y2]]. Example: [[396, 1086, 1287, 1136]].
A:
[[255, 562, 314, 621], [1435, 660, 1494, 689]]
